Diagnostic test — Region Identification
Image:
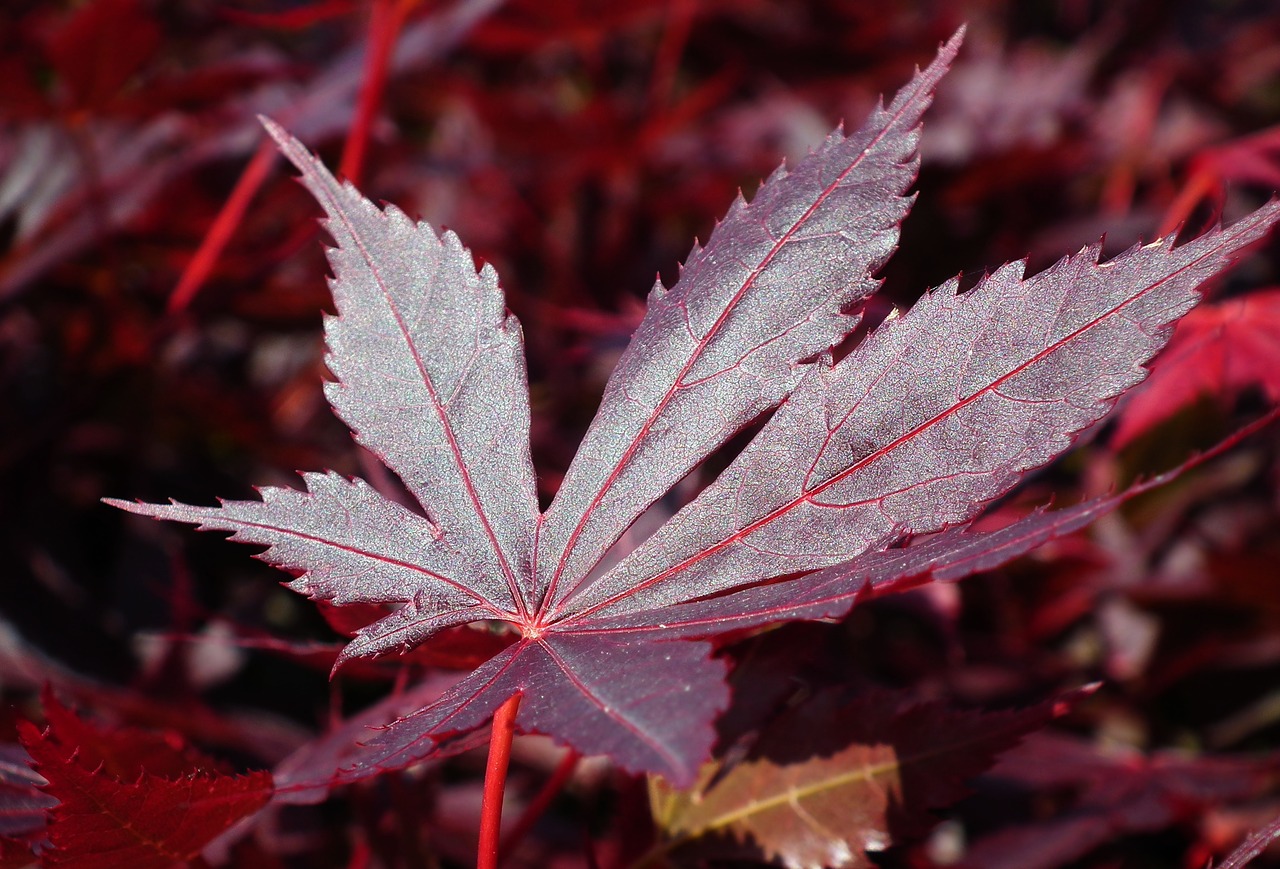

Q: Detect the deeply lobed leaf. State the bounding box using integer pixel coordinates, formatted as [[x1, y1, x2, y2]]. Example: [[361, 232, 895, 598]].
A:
[[106, 27, 1280, 790], [561, 207, 1280, 622]]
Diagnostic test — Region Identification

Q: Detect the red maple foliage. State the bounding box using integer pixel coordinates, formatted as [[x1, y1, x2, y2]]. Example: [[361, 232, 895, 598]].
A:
[[17, 692, 269, 868], [4, 2, 1280, 868]]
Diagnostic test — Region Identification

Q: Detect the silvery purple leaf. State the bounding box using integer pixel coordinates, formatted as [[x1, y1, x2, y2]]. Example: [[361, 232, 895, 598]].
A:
[[533, 30, 965, 611], [267, 119, 539, 620], [107, 26, 1280, 790], [559, 203, 1280, 622]]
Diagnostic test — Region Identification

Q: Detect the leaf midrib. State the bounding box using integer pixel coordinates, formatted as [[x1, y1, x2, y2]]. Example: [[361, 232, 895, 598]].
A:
[[316, 174, 529, 621]]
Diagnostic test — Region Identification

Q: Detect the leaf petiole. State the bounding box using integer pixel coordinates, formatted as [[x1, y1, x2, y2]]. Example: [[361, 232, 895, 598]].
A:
[[478, 692, 522, 869]]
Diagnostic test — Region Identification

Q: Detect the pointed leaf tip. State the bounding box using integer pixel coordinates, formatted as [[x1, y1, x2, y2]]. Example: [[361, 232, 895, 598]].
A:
[[925, 24, 966, 75], [259, 114, 299, 156]]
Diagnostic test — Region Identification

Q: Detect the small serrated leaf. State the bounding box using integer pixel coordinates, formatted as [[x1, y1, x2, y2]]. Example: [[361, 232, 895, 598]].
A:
[[650, 687, 1089, 869], [18, 696, 271, 869]]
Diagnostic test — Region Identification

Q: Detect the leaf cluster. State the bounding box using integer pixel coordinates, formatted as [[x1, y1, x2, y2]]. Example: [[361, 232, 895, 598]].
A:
[[4, 2, 1280, 868]]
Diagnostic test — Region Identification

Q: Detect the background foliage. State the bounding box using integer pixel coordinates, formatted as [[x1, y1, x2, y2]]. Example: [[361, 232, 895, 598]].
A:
[[3, 0, 1280, 866]]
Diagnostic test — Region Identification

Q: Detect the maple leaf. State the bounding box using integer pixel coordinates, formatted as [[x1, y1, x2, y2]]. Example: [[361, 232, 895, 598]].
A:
[[1111, 288, 1280, 447], [106, 28, 1280, 789], [648, 687, 1090, 869], [17, 693, 271, 869]]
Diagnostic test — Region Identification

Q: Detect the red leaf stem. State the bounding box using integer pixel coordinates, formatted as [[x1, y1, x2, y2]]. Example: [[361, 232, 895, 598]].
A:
[[479, 692, 522, 869]]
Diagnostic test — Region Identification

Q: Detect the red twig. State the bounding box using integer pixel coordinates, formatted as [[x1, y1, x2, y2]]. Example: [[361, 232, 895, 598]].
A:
[[647, 0, 696, 109], [478, 692, 522, 869], [499, 749, 580, 864], [340, 0, 412, 184], [167, 139, 277, 314], [170, 0, 408, 314], [1159, 164, 1221, 239]]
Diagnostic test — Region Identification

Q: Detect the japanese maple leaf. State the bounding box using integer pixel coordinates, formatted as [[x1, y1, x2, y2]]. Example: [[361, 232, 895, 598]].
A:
[[107, 29, 1280, 788], [17, 693, 270, 869], [650, 686, 1093, 869], [1110, 288, 1280, 447]]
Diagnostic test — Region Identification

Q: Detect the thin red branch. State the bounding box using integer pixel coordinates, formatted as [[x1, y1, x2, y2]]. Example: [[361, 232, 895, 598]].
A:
[[340, 0, 412, 184], [1159, 164, 1221, 238], [168, 140, 277, 313], [478, 692, 522, 869]]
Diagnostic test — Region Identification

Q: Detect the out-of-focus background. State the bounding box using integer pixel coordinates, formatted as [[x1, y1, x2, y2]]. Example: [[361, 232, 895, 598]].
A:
[[3, 1, 1280, 866]]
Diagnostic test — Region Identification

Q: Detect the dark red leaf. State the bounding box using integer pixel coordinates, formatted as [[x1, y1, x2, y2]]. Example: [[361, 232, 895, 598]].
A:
[[43, 0, 161, 112], [17, 696, 271, 869], [959, 731, 1280, 869], [0, 837, 37, 869], [34, 690, 202, 782], [1111, 289, 1280, 447]]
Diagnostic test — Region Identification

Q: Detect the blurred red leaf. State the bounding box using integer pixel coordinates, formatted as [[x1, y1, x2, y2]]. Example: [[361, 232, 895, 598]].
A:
[[1161, 126, 1280, 236], [1112, 289, 1280, 448], [960, 731, 1280, 869], [272, 670, 487, 804], [42, 0, 161, 114], [17, 693, 271, 869], [0, 837, 36, 869]]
